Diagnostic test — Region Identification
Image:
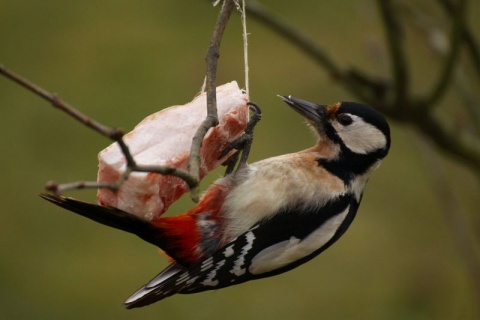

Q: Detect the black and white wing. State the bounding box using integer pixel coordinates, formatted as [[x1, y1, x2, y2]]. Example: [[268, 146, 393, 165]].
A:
[[124, 194, 358, 309]]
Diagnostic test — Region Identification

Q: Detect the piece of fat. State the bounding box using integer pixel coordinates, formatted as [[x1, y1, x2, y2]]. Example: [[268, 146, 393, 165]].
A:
[[97, 81, 248, 220]]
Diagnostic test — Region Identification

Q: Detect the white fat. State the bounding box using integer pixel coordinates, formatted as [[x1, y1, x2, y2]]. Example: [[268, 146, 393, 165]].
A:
[[249, 206, 350, 275], [97, 81, 248, 219]]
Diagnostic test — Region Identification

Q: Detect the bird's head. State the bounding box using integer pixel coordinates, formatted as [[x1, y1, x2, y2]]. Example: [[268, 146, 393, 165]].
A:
[[281, 96, 391, 179]]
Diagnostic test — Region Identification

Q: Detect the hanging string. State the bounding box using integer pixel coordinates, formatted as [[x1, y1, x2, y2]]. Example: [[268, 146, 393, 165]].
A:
[[240, 0, 250, 99], [211, 0, 250, 99]]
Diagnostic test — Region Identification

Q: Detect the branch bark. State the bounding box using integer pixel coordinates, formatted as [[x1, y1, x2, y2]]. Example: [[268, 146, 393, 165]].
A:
[[437, 0, 480, 77], [0, 65, 115, 138], [422, 0, 467, 107], [189, 0, 236, 202], [0, 65, 198, 195], [377, 0, 410, 108], [245, 0, 378, 104], [415, 133, 480, 308], [246, 2, 480, 308], [246, 0, 480, 175], [0, 1, 238, 199]]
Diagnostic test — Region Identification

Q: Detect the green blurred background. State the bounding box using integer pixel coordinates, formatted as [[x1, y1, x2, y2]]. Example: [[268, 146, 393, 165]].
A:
[[1, 1, 479, 319]]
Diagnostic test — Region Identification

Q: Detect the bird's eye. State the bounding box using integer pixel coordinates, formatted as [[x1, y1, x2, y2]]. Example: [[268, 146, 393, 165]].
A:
[[337, 114, 353, 126]]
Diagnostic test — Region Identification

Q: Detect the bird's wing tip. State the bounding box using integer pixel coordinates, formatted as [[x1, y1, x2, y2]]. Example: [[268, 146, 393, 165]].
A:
[[123, 263, 186, 308]]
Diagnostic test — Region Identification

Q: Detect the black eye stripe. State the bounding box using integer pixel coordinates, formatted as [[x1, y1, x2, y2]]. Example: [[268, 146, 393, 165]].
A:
[[337, 114, 353, 126]]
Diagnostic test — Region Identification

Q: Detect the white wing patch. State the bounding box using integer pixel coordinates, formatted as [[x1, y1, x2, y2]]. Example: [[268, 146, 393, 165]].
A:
[[200, 257, 214, 272], [249, 206, 350, 275], [201, 260, 225, 287], [223, 245, 234, 257], [230, 231, 256, 276]]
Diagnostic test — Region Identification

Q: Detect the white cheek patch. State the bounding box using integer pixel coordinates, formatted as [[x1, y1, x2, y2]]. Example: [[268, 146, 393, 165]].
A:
[[334, 115, 386, 154], [249, 206, 350, 275]]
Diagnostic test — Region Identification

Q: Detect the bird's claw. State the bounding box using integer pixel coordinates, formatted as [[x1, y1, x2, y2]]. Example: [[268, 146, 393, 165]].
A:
[[220, 102, 262, 176]]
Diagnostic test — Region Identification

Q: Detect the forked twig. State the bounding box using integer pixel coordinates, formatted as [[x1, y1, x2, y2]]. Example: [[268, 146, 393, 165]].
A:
[[415, 134, 480, 307], [245, 0, 379, 107], [0, 65, 115, 138], [189, 0, 236, 201], [377, 0, 409, 108], [0, 0, 240, 199], [422, 0, 467, 107], [246, 0, 480, 174], [0, 65, 198, 195]]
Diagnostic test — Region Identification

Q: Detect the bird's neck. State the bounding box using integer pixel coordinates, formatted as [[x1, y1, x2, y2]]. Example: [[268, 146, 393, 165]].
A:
[[307, 141, 382, 187]]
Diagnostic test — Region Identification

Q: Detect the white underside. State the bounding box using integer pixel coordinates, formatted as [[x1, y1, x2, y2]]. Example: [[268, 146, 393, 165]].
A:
[[249, 205, 350, 275]]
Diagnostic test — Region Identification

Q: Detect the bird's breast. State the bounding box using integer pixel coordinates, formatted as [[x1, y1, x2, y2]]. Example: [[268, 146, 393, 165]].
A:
[[221, 152, 346, 241]]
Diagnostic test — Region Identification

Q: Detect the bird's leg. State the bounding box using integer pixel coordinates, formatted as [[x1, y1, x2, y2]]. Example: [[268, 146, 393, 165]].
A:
[[220, 102, 262, 176], [222, 150, 240, 175]]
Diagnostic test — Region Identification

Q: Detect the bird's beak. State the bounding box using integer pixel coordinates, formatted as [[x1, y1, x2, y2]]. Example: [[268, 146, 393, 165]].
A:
[[280, 96, 327, 136]]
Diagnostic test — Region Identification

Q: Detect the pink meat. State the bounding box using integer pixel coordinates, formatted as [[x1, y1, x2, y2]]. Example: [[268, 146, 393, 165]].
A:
[[97, 81, 248, 220]]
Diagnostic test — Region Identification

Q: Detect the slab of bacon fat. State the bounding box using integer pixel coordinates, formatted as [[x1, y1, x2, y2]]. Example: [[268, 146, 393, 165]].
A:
[[97, 81, 248, 220]]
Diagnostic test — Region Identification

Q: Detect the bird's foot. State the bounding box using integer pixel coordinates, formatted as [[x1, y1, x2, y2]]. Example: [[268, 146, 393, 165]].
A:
[[220, 102, 262, 176]]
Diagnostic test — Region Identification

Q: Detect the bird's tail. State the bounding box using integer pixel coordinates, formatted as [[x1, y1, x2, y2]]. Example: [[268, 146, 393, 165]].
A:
[[40, 193, 202, 266], [40, 193, 162, 247]]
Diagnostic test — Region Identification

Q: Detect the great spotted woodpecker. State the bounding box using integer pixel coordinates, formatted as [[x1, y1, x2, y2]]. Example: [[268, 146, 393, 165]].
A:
[[41, 96, 391, 308]]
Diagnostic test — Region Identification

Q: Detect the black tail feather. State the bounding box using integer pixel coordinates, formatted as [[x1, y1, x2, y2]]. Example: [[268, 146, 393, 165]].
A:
[[40, 193, 161, 246]]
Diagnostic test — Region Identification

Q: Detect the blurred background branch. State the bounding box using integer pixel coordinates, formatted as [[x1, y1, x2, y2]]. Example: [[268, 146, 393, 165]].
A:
[[1, 1, 479, 318], [247, 0, 480, 312], [415, 134, 480, 311], [0, 1, 238, 200], [0, 65, 199, 194], [247, 0, 480, 174]]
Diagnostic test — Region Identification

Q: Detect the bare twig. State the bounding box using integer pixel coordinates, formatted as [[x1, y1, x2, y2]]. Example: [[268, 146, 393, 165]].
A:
[[246, 0, 480, 174], [415, 133, 480, 313], [246, 0, 341, 78], [188, 0, 236, 202], [437, 0, 480, 77], [0, 65, 199, 194], [0, 65, 115, 138], [402, 2, 480, 133], [1, 1, 244, 200], [245, 0, 378, 104], [422, 0, 467, 107], [411, 106, 480, 176], [377, 0, 409, 109]]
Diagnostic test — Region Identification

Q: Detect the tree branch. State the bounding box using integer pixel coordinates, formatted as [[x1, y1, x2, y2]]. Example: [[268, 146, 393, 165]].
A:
[[377, 0, 409, 108], [415, 133, 480, 307], [437, 0, 480, 77], [0, 65, 199, 194], [412, 106, 480, 176], [422, 0, 467, 107], [0, 2, 242, 200], [0, 65, 115, 138], [246, 0, 480, 174], [245, 0, 378, 104], [188, 0, 236, 202], [400, 2, 480, 133]]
